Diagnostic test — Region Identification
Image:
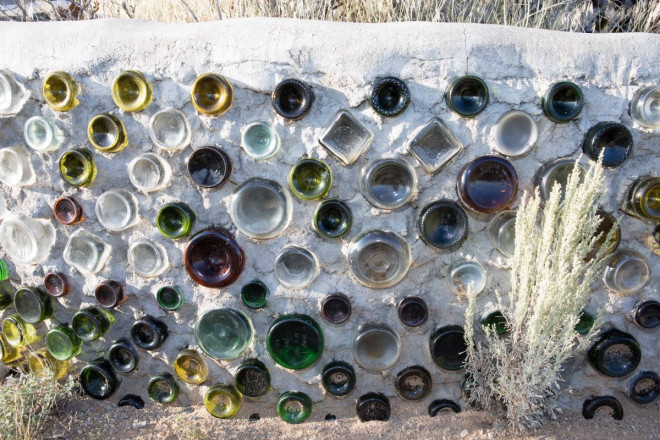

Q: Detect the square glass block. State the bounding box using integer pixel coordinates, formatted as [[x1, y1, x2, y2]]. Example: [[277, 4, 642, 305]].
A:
[[319, 110, 374, 165], [63, 229, 111, 275], [408, 117, 464, 174]]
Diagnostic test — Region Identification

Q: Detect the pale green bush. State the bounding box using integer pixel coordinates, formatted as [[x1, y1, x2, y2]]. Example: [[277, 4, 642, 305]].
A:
[[463, 157, 616, 430]]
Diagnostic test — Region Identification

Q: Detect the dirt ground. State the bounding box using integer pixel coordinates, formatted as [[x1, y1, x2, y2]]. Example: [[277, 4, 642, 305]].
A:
[[42, 399, 660, 440]]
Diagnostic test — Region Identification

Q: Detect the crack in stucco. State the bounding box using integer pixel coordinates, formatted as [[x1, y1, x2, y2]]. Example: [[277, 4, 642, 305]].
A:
[[462, 24, 469, 73]]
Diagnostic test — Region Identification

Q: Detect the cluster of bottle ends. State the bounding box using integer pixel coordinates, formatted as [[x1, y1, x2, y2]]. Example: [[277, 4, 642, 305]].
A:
[[0, 68, 659, 423]]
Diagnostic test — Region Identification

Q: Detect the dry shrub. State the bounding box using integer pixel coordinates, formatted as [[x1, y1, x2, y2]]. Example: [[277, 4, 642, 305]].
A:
[[463, 157, 617, 430], [2, 0, 658, 32], [0, 370, 75, 440]]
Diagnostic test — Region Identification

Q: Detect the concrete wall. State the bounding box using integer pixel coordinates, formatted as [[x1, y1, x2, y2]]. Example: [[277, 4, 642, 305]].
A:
[[0, 18, 658, 419]]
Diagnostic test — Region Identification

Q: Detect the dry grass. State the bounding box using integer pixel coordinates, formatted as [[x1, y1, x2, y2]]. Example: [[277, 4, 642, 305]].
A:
[[0, 370, 75, 440], [1, 0, 659, 32]]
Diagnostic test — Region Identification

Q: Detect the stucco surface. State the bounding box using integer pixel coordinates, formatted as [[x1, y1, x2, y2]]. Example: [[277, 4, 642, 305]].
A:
[[0, 18, 658, 419]]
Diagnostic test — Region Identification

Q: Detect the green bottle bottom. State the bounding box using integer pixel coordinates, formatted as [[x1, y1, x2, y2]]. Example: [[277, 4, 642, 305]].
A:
[[481, 311, 508, 335], [240, 281, 268, 309], [277, 391, 312, 424], [575, 310, 595, 334], [148, 374, 179, 404], [157, 286, 184, 311], [46, 326, 82, 361]]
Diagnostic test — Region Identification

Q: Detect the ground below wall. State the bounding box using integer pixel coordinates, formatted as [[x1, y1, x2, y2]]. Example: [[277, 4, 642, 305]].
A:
[[0, 18, 659, 423]]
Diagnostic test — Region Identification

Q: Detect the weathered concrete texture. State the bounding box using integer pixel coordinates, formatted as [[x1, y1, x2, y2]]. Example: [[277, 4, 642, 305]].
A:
[[0, 19, 658, 419]]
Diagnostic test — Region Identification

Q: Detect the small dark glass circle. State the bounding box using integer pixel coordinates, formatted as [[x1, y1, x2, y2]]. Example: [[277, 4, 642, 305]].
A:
[[314, 199, 352, 239], [184, 227, 245, 288], [398, 296, 428, 327], [241, 280, 269, 309], [395, 366, 432, 400], [429, 325, 467, 370], [277, 391, 312, 424], [633, 300, 660, 329], [131, 316, 167, 351], [118, 395, 145, 409], [321, 293, 352, 324], [582, 122, 633, 168], [370, 77, 410, 117], [44, 272, 69, 297], [322, 361, 356, 397], [79, 359, 119, 400], [542, 81, 584, 122], [481, 311, 508, 335], [71, 308, 107, 342], [235, 359, 271, 397], [95, 280, 124, 309], [148, 373, 179, 404], [588, 329, 641, 377], [457, 155, 518, 214], [272, 79, 314, 120], [575, 310, 595, 335], [108, 339, 138, 373], [428, 399, 462, 416], [445, 76, 489, 117], [156, 286, 184, 311], [582, 396, 623, 420], [187, 146, 232, 188], [628, 371, 660, 404], [418, 200, 468, 250], [356, 393, 390, 422], [54, 196, 83, 225]]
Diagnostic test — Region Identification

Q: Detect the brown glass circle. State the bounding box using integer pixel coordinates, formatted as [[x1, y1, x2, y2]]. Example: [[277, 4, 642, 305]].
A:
[[321, 293, 352, 324], [356, 393, 390, 422], [457, 155, 518, 214], [184, 227, 245, 288], [586, 209, 620, 260], [398, 296, 428, 327], [54, 196, 84, 225], [95, 281, 125, 308], [44, 272, 70, 297], [395, 366, 432, 400]]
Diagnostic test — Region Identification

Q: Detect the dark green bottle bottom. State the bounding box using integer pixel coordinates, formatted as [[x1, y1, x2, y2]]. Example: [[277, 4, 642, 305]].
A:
[[277, 391, 312, 424]]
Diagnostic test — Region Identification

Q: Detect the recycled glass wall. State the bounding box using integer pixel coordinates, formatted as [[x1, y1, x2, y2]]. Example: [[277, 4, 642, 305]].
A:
[[0, 19, 659, 417]]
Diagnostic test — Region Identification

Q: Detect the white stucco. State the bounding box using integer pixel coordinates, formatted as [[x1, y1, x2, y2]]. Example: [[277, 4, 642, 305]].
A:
[[0, 19, 658, 419]]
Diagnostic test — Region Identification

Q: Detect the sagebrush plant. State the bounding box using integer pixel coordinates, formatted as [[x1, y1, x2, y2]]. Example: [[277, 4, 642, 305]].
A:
[[0, 370, 75, 440], [463, 156, 616, 430], [99, 0, 660, 32]]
